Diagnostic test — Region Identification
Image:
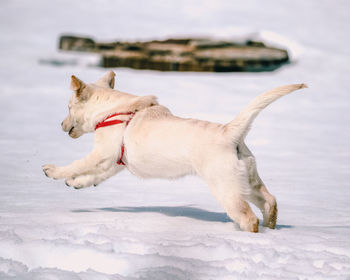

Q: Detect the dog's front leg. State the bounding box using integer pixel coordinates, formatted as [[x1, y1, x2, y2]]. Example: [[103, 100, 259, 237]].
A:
[[43, 150, 109, 180], [43, 123, 125, 186], [65, 161, 124, 189]]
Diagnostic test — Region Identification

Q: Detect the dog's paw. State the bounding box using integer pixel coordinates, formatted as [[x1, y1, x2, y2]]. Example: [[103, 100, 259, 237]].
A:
[[262, 201, 278, 229], [240, 217, 259, 233], [65, 177, 92, 189], [42, 164, 64, 179]]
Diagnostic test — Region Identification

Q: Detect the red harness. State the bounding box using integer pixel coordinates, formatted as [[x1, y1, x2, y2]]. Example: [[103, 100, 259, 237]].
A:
[[95, 112, 134, 166]]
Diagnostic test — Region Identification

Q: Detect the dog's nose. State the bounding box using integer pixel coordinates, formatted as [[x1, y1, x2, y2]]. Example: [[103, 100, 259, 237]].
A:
[[61, 122, 63, 127]]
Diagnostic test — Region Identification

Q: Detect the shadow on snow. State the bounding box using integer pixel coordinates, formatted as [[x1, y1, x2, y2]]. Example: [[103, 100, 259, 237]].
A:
[[72, 205, 297, 229], [72, 205, 232, 223]]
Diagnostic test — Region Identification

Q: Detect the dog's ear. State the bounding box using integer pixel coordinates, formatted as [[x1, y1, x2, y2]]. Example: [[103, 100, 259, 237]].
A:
[[70, 75, 87, 99], [96, 71, 116, 89]]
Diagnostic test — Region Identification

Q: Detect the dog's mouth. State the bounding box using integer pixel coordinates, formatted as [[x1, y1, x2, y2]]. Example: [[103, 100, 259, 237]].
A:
[[68, 126, 74, 135], [68, 126, 82, 139]]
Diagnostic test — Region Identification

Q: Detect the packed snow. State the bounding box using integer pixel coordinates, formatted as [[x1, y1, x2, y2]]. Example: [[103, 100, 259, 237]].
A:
[[0, 0, 350, 279]]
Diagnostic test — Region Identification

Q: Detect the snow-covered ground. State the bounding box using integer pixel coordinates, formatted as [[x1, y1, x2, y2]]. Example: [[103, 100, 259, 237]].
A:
[[1, 0, 350, 279]]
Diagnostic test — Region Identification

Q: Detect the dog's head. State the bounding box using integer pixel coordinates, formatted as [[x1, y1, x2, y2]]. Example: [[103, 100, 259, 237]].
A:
[[61, 71, 158, 138], [61, 71, 116, 138]]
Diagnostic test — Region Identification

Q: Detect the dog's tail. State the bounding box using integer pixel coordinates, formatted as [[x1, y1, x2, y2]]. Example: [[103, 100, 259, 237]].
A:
[[225, 83, 307, 144]]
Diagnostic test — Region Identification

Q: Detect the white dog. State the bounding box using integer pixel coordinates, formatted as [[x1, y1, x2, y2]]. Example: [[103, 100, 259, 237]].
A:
[[43, 71, 306, 232]]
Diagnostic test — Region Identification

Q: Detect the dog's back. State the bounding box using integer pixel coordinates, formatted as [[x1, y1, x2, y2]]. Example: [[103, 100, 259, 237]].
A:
[[124, 105, 228, 179]]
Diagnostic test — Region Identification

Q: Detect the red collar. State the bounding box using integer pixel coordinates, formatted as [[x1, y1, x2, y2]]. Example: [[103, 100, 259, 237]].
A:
[[95, 112, 134, 130], [95, 112, 135, 165]]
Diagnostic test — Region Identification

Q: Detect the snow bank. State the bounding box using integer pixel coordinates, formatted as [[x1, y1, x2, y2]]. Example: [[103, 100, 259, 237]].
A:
[[1, 212, 349, 279]]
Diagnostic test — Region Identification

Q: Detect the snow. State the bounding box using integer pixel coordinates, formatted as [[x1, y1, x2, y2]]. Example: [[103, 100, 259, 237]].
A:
[[1, 0, 350, 279]]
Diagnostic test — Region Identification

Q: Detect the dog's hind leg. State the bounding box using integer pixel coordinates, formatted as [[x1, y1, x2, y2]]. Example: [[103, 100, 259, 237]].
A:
[[224, 192, 260, 233], [210, 180, 259, 232], [199, 155, 259, 232], [247, 183, 277, 229], [238, 143, 277, 229]]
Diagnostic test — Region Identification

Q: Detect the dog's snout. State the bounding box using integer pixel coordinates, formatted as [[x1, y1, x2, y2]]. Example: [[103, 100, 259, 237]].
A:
[[61, 121, 63, 127]]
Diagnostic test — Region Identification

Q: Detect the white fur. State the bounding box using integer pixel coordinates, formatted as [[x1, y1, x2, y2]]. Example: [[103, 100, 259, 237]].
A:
[[43, 71, 307, 232]]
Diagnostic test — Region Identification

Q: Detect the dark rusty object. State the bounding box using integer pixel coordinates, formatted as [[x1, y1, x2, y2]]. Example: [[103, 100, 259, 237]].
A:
[[59, 35, 289, 72]]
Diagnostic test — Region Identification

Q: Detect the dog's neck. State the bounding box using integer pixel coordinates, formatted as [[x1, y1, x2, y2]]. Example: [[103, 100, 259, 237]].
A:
[[94, 111, 135, 166], [94, 112, 135, 130]]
